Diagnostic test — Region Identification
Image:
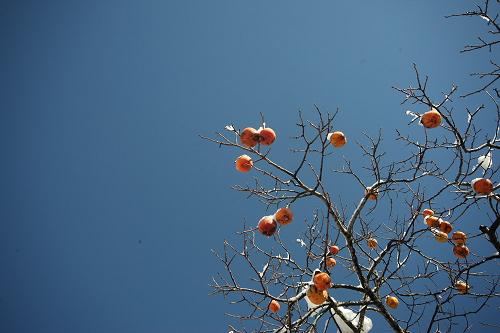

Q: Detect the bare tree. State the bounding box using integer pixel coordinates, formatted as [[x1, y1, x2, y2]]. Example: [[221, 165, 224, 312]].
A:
[[202, 2, 500, 332]]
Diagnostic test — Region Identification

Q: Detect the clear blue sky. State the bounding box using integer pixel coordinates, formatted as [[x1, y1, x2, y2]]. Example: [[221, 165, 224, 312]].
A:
[[0, 1, 495, 332]]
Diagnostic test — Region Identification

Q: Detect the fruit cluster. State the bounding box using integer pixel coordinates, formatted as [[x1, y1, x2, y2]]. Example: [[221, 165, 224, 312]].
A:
[[306, 271, 332, 305], [322, 245, 341, 273], [422, 209, 470, 259], [419, 109, 490, 296], [240, 127, 276, 148], [257, 207, 293, 236]]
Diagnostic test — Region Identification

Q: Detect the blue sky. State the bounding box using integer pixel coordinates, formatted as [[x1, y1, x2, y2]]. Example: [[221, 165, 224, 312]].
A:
[[0, 1, 496, 332]]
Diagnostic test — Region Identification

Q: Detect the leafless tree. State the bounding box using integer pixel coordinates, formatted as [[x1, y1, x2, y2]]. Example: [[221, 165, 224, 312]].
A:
[[202, 2, 500, 332]]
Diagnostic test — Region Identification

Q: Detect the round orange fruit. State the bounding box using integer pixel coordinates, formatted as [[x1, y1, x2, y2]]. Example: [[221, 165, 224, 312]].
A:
[[434, 230, 448, 243], [258, 215, 277, 236], [269, 299, 280, 313], [455, 280, 470, 294], [259, 128, 276, 145], [425, 216, 441, 228], [420, 108, 442, 129], [235, 154, 253, 172], [451, 231, 467, 245], [329, 131, 346, 148], [313, 272, 332, 291], [471, 178, 493, 195], [422, 209, 434, 217], [367, 238, 378, 249], [326, 258, 336, 268], [439, 220, 453, 234], [453, 245, 470, 259], [240, 127, 260, 147], [306, 285, 328, 305], [386, 296, 399, 309], [329, 245, 340, 255], [274, 207, 293, 225]]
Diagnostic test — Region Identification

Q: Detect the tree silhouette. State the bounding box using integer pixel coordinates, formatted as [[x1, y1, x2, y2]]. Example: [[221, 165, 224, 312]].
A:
[[203, 2, 499, 332]]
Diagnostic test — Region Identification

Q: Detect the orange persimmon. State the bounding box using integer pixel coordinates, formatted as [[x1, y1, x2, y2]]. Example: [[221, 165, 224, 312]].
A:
[[386, 296, 399, 309], [326, 258, 337, 268], [367, 238, 378, 249], [451, 231, 467, 245], [453, 244, 470, 259], [329, 131, 346, 148], [258, 215, 277, 236], [434, 230, 448, 243], [269, 299, 280, 313], [329, 245, 340, 255], [439, 220, 453, 234], [471, 178, 493, 195], [240, 127, 260, 147], [425, 216, 441, 228], [235, 154, 253, 172], [422, 209, 434, 217], [313, 272, 332, 291], [275, 207, 293, 225], [420, 108, 442, 129], [259, 128, 276, 145], [455, 280, 470, 294], [306, 285, 329, 305]]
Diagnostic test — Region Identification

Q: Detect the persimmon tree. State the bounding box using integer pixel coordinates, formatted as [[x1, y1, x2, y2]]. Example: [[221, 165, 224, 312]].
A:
[[202, 2, 500, 332]]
